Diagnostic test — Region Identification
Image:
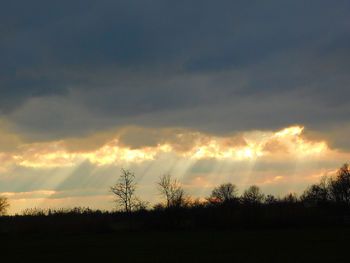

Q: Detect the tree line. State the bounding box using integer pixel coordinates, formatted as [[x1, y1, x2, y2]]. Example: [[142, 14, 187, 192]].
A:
[[0, 163, 350, 216], [110, 163, 350, 212]]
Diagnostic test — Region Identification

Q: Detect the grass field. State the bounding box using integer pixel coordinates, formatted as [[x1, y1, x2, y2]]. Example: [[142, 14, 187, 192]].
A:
[[2, 227, 349, 262]]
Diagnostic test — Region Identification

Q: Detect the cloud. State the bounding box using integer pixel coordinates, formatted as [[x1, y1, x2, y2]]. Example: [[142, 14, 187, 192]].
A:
[[0, 124, 348, 214], [0, 125, 345, 193], [0, 125, 331, 169], [0, 1, 348, 142], [0, 119, 24, 151]]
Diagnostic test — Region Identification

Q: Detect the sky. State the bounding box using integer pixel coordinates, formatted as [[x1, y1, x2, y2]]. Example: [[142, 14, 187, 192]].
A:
[[1, 0, 350, 214]]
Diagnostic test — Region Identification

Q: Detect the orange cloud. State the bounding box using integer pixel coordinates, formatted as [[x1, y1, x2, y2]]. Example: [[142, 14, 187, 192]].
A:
[[0, 125, 334, 169]]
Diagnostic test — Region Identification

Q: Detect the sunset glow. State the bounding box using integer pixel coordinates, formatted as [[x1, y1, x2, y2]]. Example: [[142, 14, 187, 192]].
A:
[[0, 122, 345, 214], [0, 126, 330, 170]]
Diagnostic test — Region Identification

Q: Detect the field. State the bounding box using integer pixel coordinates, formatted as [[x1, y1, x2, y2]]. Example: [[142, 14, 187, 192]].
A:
[[2, 227, 350, 262]]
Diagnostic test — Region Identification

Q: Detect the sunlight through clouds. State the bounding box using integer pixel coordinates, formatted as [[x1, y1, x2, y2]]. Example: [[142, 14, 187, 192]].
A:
[[0, 125, 347, 214], [3, 125, 330, 169]]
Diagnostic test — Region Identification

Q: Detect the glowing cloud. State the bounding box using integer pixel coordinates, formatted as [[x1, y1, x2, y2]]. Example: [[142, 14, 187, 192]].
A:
[[0, 125, 347, 215], [0, 125, 330, 169]]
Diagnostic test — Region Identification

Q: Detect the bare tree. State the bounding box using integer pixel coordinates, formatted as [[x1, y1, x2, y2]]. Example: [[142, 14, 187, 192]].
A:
[[209, 183, 238, 203], [157, 174, 185, 208], [241, 185, 265, 205], [301, 176, 330, 206], [111, 169, 137, 212], [329, 163, 350, 205], [0, 196, 9, 215]]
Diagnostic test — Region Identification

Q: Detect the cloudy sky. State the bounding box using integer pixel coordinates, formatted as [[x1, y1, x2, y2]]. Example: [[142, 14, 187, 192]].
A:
[[1, 1, 350, 213]]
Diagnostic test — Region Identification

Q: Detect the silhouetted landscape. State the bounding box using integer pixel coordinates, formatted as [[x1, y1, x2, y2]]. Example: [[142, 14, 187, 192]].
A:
[[1, 164, 350, 262]]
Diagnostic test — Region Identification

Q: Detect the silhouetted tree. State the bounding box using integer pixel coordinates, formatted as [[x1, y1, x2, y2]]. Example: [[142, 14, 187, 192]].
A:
[[157, 174, 185, 208], [133, 198, 149, 212], [281, 193, 298, 204], [265, 194, 278, 205], [209, 183, 238, 203], [0, 196, 9, 215], [153, 203, 166, 211], [329, 164, 350, 205], [301, 176, 330, 206], [111, 169, 137, 212], [185, 197, 206, 208], [241, 185, 265, 205]]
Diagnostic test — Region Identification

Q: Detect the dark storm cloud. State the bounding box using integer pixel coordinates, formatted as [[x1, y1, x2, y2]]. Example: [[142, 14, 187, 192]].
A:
[[1, 0, 350, 142]]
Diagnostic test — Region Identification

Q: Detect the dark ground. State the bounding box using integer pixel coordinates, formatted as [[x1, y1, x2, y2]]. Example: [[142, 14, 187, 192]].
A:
[[2, 227, 349, 263]]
